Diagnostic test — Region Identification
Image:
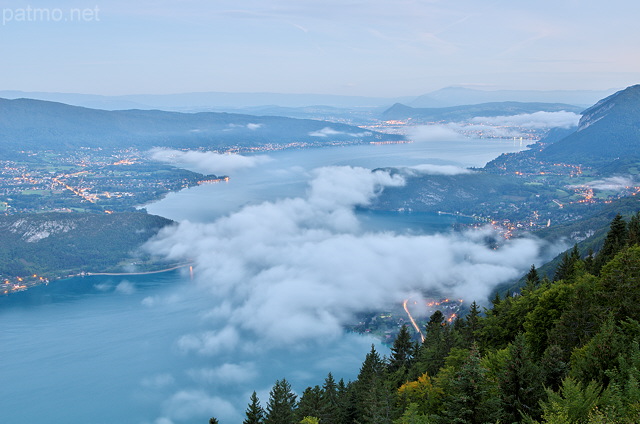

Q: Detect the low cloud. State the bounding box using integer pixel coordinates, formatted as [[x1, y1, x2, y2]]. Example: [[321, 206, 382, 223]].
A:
[[115, 280, 136, 295], [94, 280, 135, 294], [149, 148, 271, 175], [309, 127, 372, 138], [161, 390, 237, 422], [246, 123, 263, 130], [226, 123, 264, 131], [177, 326, 240, 356], [570, 176, 635, 192], [187, 363, 258, 385], [309, 127, 343, 137], [471, 111, 581, 129], [403, 164, 473, 176], [94, 282, 112, 292], [407, 112, 581, 141], [145, 166, 550, 351], [141, 373, 175, 390], [455, 123, 525, 139], [407, 125, 466, 142]]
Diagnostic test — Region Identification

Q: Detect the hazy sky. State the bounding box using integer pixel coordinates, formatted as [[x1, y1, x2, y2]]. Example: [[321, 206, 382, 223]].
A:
[[1, 0, 639, 96]]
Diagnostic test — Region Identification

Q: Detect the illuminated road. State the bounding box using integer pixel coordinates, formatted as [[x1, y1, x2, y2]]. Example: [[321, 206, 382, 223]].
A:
[[87, 263, 192, 276], [403, 299, 425, 343]]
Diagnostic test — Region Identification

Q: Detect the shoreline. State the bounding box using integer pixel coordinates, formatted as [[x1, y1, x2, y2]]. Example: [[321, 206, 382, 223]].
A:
[[3, 139, 525, 297], [1, 263, 193, 297]]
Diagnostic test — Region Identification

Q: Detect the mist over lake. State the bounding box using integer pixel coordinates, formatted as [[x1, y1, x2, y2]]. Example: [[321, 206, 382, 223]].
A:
[[146, 138, 527, 221], [0, 139, 530, 424]]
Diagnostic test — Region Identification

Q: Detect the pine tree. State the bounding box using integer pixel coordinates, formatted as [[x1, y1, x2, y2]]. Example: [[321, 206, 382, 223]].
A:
[[265, 379, 297, 424], [547, 275, 599, 360], [244, 391, 265, 424], [353, 345, 391, 424], [296, 386, 323, 422], [389, 324, 417, 389], [604, 339, 640, 422], [584, 248, 595, 274], [337, 378, 356, 424], [569, 317, 626, 387], [415, 311, 453, 377], [442, 344, 500, 424], [488, 292, 501, 315], [553, 244, 580, 282], [553, 252, 571, 282], [319, 373, 339, 424], [598, 245, 640, 322], [498, 334, 544, 422], [594, 213, 628, 273], [524, 264, 540, 290], [628, 212, 640, 246], [540, 344, 569, 391], [461, 301, 481, 348], [389, 324, 414, 373]]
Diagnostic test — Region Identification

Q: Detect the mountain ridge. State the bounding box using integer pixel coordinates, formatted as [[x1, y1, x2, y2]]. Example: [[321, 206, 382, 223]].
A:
[[382, 101, 584, 122], [410, 86, 619, 108], [0, 97, 402, 153], [538, 84, 640, 165], [0, 90, 415, 110]]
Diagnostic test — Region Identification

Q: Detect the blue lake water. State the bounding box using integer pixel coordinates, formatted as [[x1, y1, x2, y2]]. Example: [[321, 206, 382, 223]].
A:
[[146, 138, 526, 222], [0, 139, 526, 424]]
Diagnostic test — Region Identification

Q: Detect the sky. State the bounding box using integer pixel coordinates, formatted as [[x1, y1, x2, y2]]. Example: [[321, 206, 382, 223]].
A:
[[1, 0, 639, 96]]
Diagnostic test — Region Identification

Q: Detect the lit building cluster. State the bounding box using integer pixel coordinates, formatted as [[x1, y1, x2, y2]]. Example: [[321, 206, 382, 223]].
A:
[[1, 274, 48, 295]]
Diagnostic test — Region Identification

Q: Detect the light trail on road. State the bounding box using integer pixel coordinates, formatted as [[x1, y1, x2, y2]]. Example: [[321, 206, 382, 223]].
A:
[[403, 298, 425, 343]]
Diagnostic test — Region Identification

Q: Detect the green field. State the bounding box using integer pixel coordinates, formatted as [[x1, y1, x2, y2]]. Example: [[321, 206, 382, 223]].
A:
[[20, 189, 51, 196]]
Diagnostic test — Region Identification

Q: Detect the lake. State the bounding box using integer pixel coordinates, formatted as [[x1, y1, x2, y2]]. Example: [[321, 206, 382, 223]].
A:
[[0, 138, 527, 424]]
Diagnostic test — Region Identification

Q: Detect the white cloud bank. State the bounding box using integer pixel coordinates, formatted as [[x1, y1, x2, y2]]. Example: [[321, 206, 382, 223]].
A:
[[570, 176, 635, 192], [187, 362, 258, 385], [407, 112, 581, 142], [403, 164, 473, 176], [160, 390, 236, 423], [471, 111, 581, 129], [144, 166, 550, 351], [309, 127, 372, 138], [407, 125, 467, 142], [148, 148, 271, 175]]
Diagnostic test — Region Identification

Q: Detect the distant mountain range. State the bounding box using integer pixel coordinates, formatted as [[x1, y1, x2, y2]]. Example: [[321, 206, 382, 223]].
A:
[[381, 101, 584, 122], [409, 87, 618, 108], [0, 90, 413, 110], [2, 85, 634, 162], [0, 87, 619, 112], [0, 98, 401, 153]]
